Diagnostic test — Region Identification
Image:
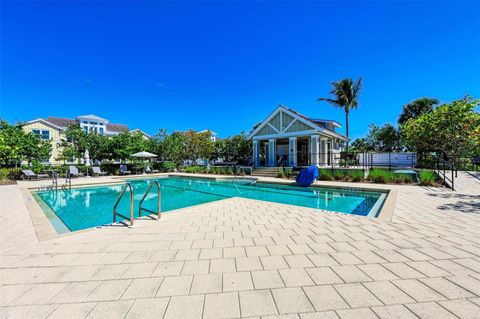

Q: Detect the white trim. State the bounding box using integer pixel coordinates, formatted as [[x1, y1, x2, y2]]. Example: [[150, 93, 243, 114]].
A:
[[279, 110, 283, 132], [130, 129, 151, 138], [282, 118, 297, 133], [248, 105, 349, 141], [26, 119, 64, 131], [280, 107, 348, 141], [248, 106, 284, 139], [266, 122, 280, 134], [252, 130, 322, 140]]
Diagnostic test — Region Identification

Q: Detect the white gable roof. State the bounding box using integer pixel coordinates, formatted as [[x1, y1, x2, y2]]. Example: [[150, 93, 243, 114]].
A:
[[248, 105, 348, 141], [76, 114, 109, 123]]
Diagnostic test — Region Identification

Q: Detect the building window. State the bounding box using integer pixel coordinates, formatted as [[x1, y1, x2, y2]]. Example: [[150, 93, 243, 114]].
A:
[[83, 127, 88, 132], [41, 130, 50, 140], [99, 127, 104, 135], [32, 129, 49, 140]]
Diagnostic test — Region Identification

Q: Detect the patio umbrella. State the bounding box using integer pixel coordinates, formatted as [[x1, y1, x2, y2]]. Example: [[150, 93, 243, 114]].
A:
[[84, 149, 91, 177], [131, 151, 158, 158], [131, 151, 158, 173]]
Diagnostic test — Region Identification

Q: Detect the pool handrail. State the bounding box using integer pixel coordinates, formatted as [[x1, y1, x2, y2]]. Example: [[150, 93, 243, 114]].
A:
[[113, 182, 134, 226], [139, 180, 161, 220]]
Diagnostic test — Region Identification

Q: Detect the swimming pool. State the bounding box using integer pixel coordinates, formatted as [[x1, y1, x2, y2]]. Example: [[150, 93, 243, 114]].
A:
[[34, 177, 387, 232]]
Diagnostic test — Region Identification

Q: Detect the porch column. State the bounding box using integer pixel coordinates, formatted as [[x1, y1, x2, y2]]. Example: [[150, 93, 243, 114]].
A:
[[268, 139, 276, 166], [320, 138, 327, 166], [288, 137, 297, 166], [310, 135, 320, 166], [253, 140, 260, 167]]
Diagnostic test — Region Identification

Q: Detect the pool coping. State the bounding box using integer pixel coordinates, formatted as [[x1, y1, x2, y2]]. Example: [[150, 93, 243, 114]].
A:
[[22, 173, 398, 241]]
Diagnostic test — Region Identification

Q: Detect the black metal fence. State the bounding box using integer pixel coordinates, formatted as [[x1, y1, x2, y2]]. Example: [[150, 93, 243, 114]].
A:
[[276, 152, 418, 171]]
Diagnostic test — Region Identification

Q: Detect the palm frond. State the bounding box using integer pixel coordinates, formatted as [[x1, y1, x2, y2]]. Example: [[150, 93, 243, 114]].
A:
[[317, 97, 343, 108]]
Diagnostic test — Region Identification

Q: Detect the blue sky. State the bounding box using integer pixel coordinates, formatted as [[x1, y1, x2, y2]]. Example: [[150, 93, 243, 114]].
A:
[[1, 1, 479, 139]]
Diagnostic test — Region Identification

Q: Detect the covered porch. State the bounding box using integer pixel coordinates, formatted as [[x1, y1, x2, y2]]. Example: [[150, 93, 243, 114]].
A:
[[252, 135, 341, 167]]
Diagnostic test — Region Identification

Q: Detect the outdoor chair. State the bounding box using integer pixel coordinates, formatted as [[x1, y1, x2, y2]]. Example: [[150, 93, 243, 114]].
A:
[[69, 166, 84, 178], [21, 169, 49, 180], [119, 164, 131, 175], [92, 166, 107, 177], [145, 165, 159, 174]]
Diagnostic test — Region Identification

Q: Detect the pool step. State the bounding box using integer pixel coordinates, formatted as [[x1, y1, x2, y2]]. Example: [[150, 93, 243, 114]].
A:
[[252, 167, 283, 177]]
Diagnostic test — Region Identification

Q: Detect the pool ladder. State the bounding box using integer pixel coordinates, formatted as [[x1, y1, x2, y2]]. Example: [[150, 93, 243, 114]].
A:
[[113, 181, 161, 226], [139, 180, 161, 220]]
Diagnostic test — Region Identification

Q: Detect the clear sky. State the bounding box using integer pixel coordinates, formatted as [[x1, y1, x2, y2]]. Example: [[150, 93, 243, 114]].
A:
[[1, 1, 479, 139]]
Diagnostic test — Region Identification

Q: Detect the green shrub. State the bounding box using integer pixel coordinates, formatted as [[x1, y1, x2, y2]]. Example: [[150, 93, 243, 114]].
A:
[[333, 170, 345, 181], [419, 170, 436, 186], [226, 166, 234, 175], [277, 168, 286, 178], [394, 176, 404, 184], [97, 163, 119, 175], [403, 175, 413, 184], [318, 169, 333, 181], [368, 169, 395, 183], [159, 161, 176, 172], [348, 170, 364, 182], [283, 167, 293, 178], [0, 168, 22, 183], [185, 166, 204, 173]]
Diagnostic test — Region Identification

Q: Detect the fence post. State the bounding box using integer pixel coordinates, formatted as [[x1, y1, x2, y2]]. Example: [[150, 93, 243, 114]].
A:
[[452, 168, 455, 191]]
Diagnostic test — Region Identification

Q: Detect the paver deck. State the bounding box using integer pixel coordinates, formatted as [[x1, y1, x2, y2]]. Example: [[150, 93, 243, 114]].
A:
[[1, 172, 479, 318]]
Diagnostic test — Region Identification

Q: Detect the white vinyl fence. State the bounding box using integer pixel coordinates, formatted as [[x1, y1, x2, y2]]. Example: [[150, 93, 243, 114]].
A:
[[358, 152, 417, 168]]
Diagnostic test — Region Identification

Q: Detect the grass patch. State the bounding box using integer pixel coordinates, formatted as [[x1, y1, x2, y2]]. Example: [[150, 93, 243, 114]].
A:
[[367, 168, 415, 184], [367, 168, 396, 183], [317, 169, 364, 182], [418, 170, 436, 186]]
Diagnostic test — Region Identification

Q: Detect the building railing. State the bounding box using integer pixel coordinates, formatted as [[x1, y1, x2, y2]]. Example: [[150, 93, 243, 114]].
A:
[[433, 156, 455, 190]]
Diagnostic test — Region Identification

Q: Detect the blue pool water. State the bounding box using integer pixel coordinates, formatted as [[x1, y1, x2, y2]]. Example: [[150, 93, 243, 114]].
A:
[[35, 177, 387, 232]]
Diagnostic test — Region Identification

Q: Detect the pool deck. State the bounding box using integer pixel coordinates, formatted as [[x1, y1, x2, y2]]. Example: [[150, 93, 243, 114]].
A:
[[1, 172, 479, 318]]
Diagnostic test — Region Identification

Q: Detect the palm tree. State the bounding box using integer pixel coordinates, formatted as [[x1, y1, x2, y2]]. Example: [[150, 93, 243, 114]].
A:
[[398, 97, 439, 125], [318, 77, 362, 153]]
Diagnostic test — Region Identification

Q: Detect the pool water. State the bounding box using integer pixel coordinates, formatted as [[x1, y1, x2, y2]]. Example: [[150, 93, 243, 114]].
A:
[[35, 177, 387, 232]]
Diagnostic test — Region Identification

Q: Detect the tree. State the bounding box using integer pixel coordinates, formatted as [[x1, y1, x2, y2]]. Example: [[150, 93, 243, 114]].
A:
[[21, 132, 52, 165], [350, 137, 372, 153], [318, 77, 362, 152], [181, 130, 215, 162], [398, 97, 439, 125], [162, 132, 184, 163], [110, 131, 146, 161], [402, 97, 480, 159], [215, 132, 252, 162], [367, 124, 402, 152], [58, 124, 89, 161], [145, 129, 168, 159], [0, 120, 52, 166], [87, 132, 112, 162], [0, 120, 23, 165], [350, 124, 402, 153]]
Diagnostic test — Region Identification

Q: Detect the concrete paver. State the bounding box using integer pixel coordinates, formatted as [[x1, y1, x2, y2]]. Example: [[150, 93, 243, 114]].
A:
[[1, 171, 479, 318]]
